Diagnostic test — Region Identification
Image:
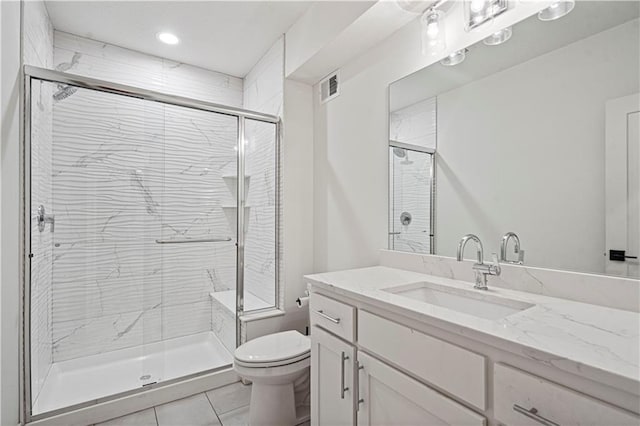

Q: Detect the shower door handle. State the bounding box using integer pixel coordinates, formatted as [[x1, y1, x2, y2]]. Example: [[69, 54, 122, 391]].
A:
[[155, 237, 232, 244], [36, 205, 55, 232]]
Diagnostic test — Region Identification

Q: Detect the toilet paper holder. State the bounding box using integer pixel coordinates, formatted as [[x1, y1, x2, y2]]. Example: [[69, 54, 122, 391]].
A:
[[296, 290, 310, 308]]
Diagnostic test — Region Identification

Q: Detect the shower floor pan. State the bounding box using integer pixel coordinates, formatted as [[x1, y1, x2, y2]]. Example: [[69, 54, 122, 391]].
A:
[[33, 331, 233, 415]]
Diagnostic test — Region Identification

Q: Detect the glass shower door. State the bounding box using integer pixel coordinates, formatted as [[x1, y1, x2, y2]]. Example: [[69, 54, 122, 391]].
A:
[[149, 102, 238, 384], [28, 78, 239, 417], [30, 81, 166, 414], [243, 119, 278, 312]]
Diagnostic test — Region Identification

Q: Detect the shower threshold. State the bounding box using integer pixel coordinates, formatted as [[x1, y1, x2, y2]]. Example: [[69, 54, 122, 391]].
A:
[[32, 331, 233, 416]]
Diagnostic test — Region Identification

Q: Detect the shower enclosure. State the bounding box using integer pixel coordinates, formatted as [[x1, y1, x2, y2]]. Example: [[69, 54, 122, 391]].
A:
[[388, 146, 435, 253], [388, 96, 437, 254], [23, 66, 279, 420]]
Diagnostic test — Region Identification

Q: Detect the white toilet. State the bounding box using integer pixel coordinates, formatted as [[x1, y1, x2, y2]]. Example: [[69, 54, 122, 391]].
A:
[[234, 330, 311, 426]]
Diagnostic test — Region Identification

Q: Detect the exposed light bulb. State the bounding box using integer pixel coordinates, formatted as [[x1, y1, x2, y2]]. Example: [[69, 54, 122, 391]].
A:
[[470, 0, 486, 13], [421, 10, 446, 56], [426, 20, 439, 38], [465, 0, 507, 32]]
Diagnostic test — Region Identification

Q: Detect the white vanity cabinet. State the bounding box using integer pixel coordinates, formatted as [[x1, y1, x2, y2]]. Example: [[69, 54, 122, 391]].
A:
[[310, 293, 357, 426], [309, 289, 639, 426], [357, 352, 486, 426], [310, 292, 488, 426]]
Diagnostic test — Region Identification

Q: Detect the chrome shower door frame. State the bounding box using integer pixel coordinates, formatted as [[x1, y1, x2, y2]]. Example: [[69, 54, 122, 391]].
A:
[[21, 65, 281, 424]]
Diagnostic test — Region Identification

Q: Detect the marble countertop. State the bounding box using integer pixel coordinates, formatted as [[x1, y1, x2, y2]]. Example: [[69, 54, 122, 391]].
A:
[[305, 266, 640, 395]]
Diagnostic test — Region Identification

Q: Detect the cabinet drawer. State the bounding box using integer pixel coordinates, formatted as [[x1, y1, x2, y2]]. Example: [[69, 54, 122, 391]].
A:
[[494, 363, 639, 426], [358, 310, 486, 410], [310, 293, 356, 342]]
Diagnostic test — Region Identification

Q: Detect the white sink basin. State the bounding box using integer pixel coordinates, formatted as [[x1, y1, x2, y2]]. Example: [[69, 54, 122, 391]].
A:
[[382, 281, 534, 320]]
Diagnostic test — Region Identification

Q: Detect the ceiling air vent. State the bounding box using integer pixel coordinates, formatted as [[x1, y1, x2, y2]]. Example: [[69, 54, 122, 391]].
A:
[[319, 71, 340, 104]]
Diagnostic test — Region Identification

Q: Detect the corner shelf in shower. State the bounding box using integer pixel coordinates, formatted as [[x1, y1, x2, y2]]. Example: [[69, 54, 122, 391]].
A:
[[221, 205, 251, 235], [221, 174, 251, 202], [221, 172, 251, 235]]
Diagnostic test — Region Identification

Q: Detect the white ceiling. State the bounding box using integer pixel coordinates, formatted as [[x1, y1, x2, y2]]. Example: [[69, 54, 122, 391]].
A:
[[45, 1, 314, 77]]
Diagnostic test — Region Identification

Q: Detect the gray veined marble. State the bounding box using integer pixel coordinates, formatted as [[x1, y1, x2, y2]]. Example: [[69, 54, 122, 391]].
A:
[[307, 260, 640, 396]]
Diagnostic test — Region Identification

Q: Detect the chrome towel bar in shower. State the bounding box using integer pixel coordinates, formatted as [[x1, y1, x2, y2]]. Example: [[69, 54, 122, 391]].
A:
[[155, 237, 232, 244]]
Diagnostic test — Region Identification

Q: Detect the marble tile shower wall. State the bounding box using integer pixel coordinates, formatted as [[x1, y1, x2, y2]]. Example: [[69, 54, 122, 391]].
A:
[[389, 98, 436, 254], [242, 36, 284, 307], [389, 97, 437, 150], [24, 0, 54, 403], [53, 31, 243, 106], [49, 32, 248, 362]]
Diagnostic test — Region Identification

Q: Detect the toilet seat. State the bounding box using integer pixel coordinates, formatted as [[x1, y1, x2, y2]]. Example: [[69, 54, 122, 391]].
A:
[[235, 352, 310, 368], [234, 330, 310, 368]]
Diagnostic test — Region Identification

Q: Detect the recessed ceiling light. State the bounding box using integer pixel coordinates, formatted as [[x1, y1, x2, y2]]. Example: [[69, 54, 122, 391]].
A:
[[157, 32, 180, 45]]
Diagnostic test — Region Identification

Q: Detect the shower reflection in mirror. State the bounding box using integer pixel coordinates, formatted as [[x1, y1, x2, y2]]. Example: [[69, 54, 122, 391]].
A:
[[388, 96, 436, 254]]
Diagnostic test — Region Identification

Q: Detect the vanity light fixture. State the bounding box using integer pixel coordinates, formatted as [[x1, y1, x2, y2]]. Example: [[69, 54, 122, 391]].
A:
[[483, 26, 512, 45], [440, 49, 467, 66], [421, 9, 446, 56], [538, 0, 575, 21], [157, 32, 180, 45], [465, 0, 508, 31]]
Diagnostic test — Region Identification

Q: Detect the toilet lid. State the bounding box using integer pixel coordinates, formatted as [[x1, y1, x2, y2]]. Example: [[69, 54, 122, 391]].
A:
[[234, 330, 310, 365]]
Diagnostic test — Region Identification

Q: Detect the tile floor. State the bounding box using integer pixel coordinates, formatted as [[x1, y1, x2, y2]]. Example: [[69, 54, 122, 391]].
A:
[[95, 382, 252, 426]]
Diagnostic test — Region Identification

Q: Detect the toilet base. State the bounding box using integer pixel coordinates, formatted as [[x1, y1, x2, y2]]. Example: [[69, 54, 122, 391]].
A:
[[237, 363, 310, 426], [249, 381, 297, 426]]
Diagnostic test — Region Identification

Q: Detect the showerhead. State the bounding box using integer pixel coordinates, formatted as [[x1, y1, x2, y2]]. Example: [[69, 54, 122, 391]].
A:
[[53, 84, 77, 102], [393, 147, 406, 158], [393, 147, 414, 164]]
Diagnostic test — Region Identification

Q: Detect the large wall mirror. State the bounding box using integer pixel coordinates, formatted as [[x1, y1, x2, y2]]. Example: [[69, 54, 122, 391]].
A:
[[388, 1, 639, 279]]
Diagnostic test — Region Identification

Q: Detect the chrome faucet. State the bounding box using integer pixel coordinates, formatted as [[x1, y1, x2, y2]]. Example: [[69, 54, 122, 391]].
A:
[[457, 234, 501, 290], [500, 232, 524, 264]]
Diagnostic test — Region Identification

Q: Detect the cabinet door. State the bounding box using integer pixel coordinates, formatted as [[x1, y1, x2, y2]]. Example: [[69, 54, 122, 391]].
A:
[[311, 326, 356, 426], [494, 363, 640, 426], [357, 352, 485, 426]]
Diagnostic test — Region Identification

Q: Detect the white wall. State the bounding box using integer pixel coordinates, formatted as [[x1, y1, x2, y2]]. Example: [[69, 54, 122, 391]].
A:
[[282, 78, 314, 320], [436, 19, 639, 274], [285, 1, 375, 78], [1, 1, 22, 424], [312, 2, 551, 273]]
